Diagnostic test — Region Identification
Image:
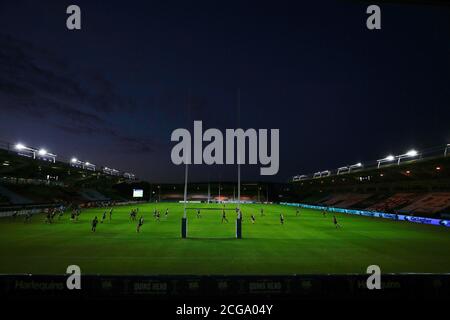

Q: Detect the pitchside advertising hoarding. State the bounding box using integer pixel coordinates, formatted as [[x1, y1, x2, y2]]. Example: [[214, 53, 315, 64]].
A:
[[280, 203, 450, 228], [133, 189, 144, 198]]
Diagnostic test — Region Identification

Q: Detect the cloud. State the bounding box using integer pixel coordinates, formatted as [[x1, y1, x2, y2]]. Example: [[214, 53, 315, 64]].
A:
[[54, 122, 163, 155], [0, 33, 156, 153]]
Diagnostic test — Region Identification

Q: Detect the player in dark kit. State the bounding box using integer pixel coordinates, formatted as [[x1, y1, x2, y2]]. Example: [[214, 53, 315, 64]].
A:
[[130, 209, 137, 221], [197, 209, 201, 218], [101, 211, 107, 223], [91, 216, 98, 232], [137, 216, 144, 233], [333, 215, 341, 228], [280, 213, 284, 225], [24, 211, 32, 223], [51, 209, 57, 221], [165, 208, 169, 218], [45, 211, 52, 224], [296, 209, 300, 216], [222, 210, 228, 223], [260, 208, 264, 217], [251, 214, 256, 224], [109, 208, 113, 221]]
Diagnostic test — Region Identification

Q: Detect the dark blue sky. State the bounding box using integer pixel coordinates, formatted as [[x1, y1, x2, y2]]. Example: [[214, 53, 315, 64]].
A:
[[0, 0, 449, 182]]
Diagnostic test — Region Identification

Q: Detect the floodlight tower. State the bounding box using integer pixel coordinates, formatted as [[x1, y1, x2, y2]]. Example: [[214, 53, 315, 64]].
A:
[[293, 174, 308, 181], [320, 170, 331, 177], [123, 172, 135, 179], [377, 155, 395, 168], [396, 149, 418, 165], [71, 158, 96, 170], [338, 163, 362, 175], [15, 143, 36, 159], [17, 144, 56, 163], [348, 163, 362, 173]]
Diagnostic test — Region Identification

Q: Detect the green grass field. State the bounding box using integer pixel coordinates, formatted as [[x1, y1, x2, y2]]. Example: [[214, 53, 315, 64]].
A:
[[0, 203, 449, 275]]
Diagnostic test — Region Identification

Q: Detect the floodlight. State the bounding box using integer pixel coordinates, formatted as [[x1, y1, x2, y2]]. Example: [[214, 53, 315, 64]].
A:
[[15, 143, 26, 150], [85, 162, 90, 166], [377, 155, 395, 168], [348, 162, 363, 173], [406, 150, 418, 157], [38, 149, 47, 156], [396, 149, 419, 165], [71, 158, 78, 163]]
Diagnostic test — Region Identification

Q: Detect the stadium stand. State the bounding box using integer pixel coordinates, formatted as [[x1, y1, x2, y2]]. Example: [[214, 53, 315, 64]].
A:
[[401, 192, 450, 215], [0, 195, 8, 206], [319, 193, 372, 208], [0, 147, 138, 209], [79, 189, 110, 202], [290, 153, 450, 218], [0, 185, 33, 205], [367, 193, 421, 212]]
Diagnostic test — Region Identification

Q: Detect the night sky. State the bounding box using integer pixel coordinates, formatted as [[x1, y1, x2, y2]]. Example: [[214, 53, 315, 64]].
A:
[[0, 0, 449, 182]]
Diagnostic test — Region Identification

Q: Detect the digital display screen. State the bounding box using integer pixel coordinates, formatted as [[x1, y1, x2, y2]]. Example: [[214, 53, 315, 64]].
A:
[[133, 189, 143, 198]]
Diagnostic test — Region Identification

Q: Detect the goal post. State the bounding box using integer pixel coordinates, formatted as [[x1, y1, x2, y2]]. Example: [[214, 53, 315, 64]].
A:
[[181, 206, 242, 239], [181, 162, 188, 239]]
